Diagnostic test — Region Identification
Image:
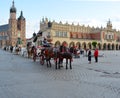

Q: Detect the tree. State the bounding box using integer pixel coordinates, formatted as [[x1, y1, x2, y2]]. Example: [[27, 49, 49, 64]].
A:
[[92, 41, 97, 49]]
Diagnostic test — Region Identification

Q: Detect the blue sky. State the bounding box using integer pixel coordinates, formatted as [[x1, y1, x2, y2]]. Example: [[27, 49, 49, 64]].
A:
[[0, 0, 120, 38]]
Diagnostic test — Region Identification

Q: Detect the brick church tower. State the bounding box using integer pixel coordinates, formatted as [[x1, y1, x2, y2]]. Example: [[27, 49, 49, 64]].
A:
[[9, 0, 26, 47]]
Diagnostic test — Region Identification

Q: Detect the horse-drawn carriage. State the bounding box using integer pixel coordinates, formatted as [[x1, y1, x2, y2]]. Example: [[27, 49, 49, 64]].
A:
[[30, 45, 73, 69]]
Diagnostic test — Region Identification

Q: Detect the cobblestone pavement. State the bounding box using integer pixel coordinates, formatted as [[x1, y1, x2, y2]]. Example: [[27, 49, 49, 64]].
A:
[[0, 49, 120, 98]]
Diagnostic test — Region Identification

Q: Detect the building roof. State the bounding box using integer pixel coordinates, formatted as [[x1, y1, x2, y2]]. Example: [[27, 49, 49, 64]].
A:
[[10, 0, 16, 13], [18, 11, 25, 20], [0, 24, 9, 32]]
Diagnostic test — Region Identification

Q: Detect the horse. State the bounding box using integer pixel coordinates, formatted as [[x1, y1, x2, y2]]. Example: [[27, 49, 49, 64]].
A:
[[46, 46, 73, 70], [27, 46, 35, 58], [55, 45, 73, 69], [39, 46, 62, 69], [57, 52, 73, 69], [39, 47, 53, 67], [15, 47, 21, 55], [38, 46, 73, 70]]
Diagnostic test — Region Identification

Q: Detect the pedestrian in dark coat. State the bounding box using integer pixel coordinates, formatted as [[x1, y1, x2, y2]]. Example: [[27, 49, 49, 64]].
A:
[[88, 49, 92, 64], [10, 46, 13, 53]]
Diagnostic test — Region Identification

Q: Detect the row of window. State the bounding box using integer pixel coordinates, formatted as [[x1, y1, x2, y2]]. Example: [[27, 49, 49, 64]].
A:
[[55, 31, 67, 37], [105, 34, 114, 40]]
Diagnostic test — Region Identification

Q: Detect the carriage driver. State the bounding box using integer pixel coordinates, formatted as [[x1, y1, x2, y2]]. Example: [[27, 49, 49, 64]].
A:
[[60, 43, 68, 54], [42, 37, 51, 47]]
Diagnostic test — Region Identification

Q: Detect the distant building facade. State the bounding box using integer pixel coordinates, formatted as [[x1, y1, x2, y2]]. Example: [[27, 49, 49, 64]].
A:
[[36, 18, 120, 50], [0, 1, 26, 48]]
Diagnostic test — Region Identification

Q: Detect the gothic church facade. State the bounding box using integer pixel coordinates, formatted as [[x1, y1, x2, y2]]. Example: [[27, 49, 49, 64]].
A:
[[0, 1, 26, 48]]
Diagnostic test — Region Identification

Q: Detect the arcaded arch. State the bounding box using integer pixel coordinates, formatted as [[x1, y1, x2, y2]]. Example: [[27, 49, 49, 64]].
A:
[[116, 44, 118, 50], [107, 43, 111, 50], [98, 43, 101, 50], [69, 42, 75, 47], [82, 42, 86, 49], [103, 43, 106, 50], [88, 42, 92, 49], [112, 44, 115, 50], [76, 42, 81, 49], [55, 41, 61, 47], [62, 41, 68, 46]]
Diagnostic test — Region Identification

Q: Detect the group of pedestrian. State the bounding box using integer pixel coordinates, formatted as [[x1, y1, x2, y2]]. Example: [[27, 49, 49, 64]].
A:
[[88, 48, 99, 64]]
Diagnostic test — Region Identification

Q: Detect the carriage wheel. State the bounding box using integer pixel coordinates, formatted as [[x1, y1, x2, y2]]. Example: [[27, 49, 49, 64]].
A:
[[40, 55, 44, 65]]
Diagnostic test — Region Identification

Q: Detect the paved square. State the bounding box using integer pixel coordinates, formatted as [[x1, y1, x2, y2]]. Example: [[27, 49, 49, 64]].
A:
[[0, 49, 120, 98]]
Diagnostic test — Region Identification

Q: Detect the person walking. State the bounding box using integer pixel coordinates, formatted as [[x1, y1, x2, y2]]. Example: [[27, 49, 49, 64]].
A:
[[88, 49, 92, 64], [94, 48, 99, 63], [10, 46, 13, 53]]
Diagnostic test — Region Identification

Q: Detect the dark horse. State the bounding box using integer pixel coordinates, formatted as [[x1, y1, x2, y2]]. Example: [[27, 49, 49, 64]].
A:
[[43, 48, 53, 67], [39, 47, 54, 67], [39, 46, 73, 70], [52, 46, 73, 69], [56, 52, 72, 69]]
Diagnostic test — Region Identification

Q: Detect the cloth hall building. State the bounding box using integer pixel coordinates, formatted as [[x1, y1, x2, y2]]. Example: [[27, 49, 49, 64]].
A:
[[36, 18, 120, 50]]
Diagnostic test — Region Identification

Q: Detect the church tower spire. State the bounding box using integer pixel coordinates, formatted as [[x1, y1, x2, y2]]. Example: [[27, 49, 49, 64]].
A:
[[107, 19, 112, 30], [17, 11, 26, 47], [10, 0, 16, 19], [10, 0, 16, 13], [9, 0, 17, 46]]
